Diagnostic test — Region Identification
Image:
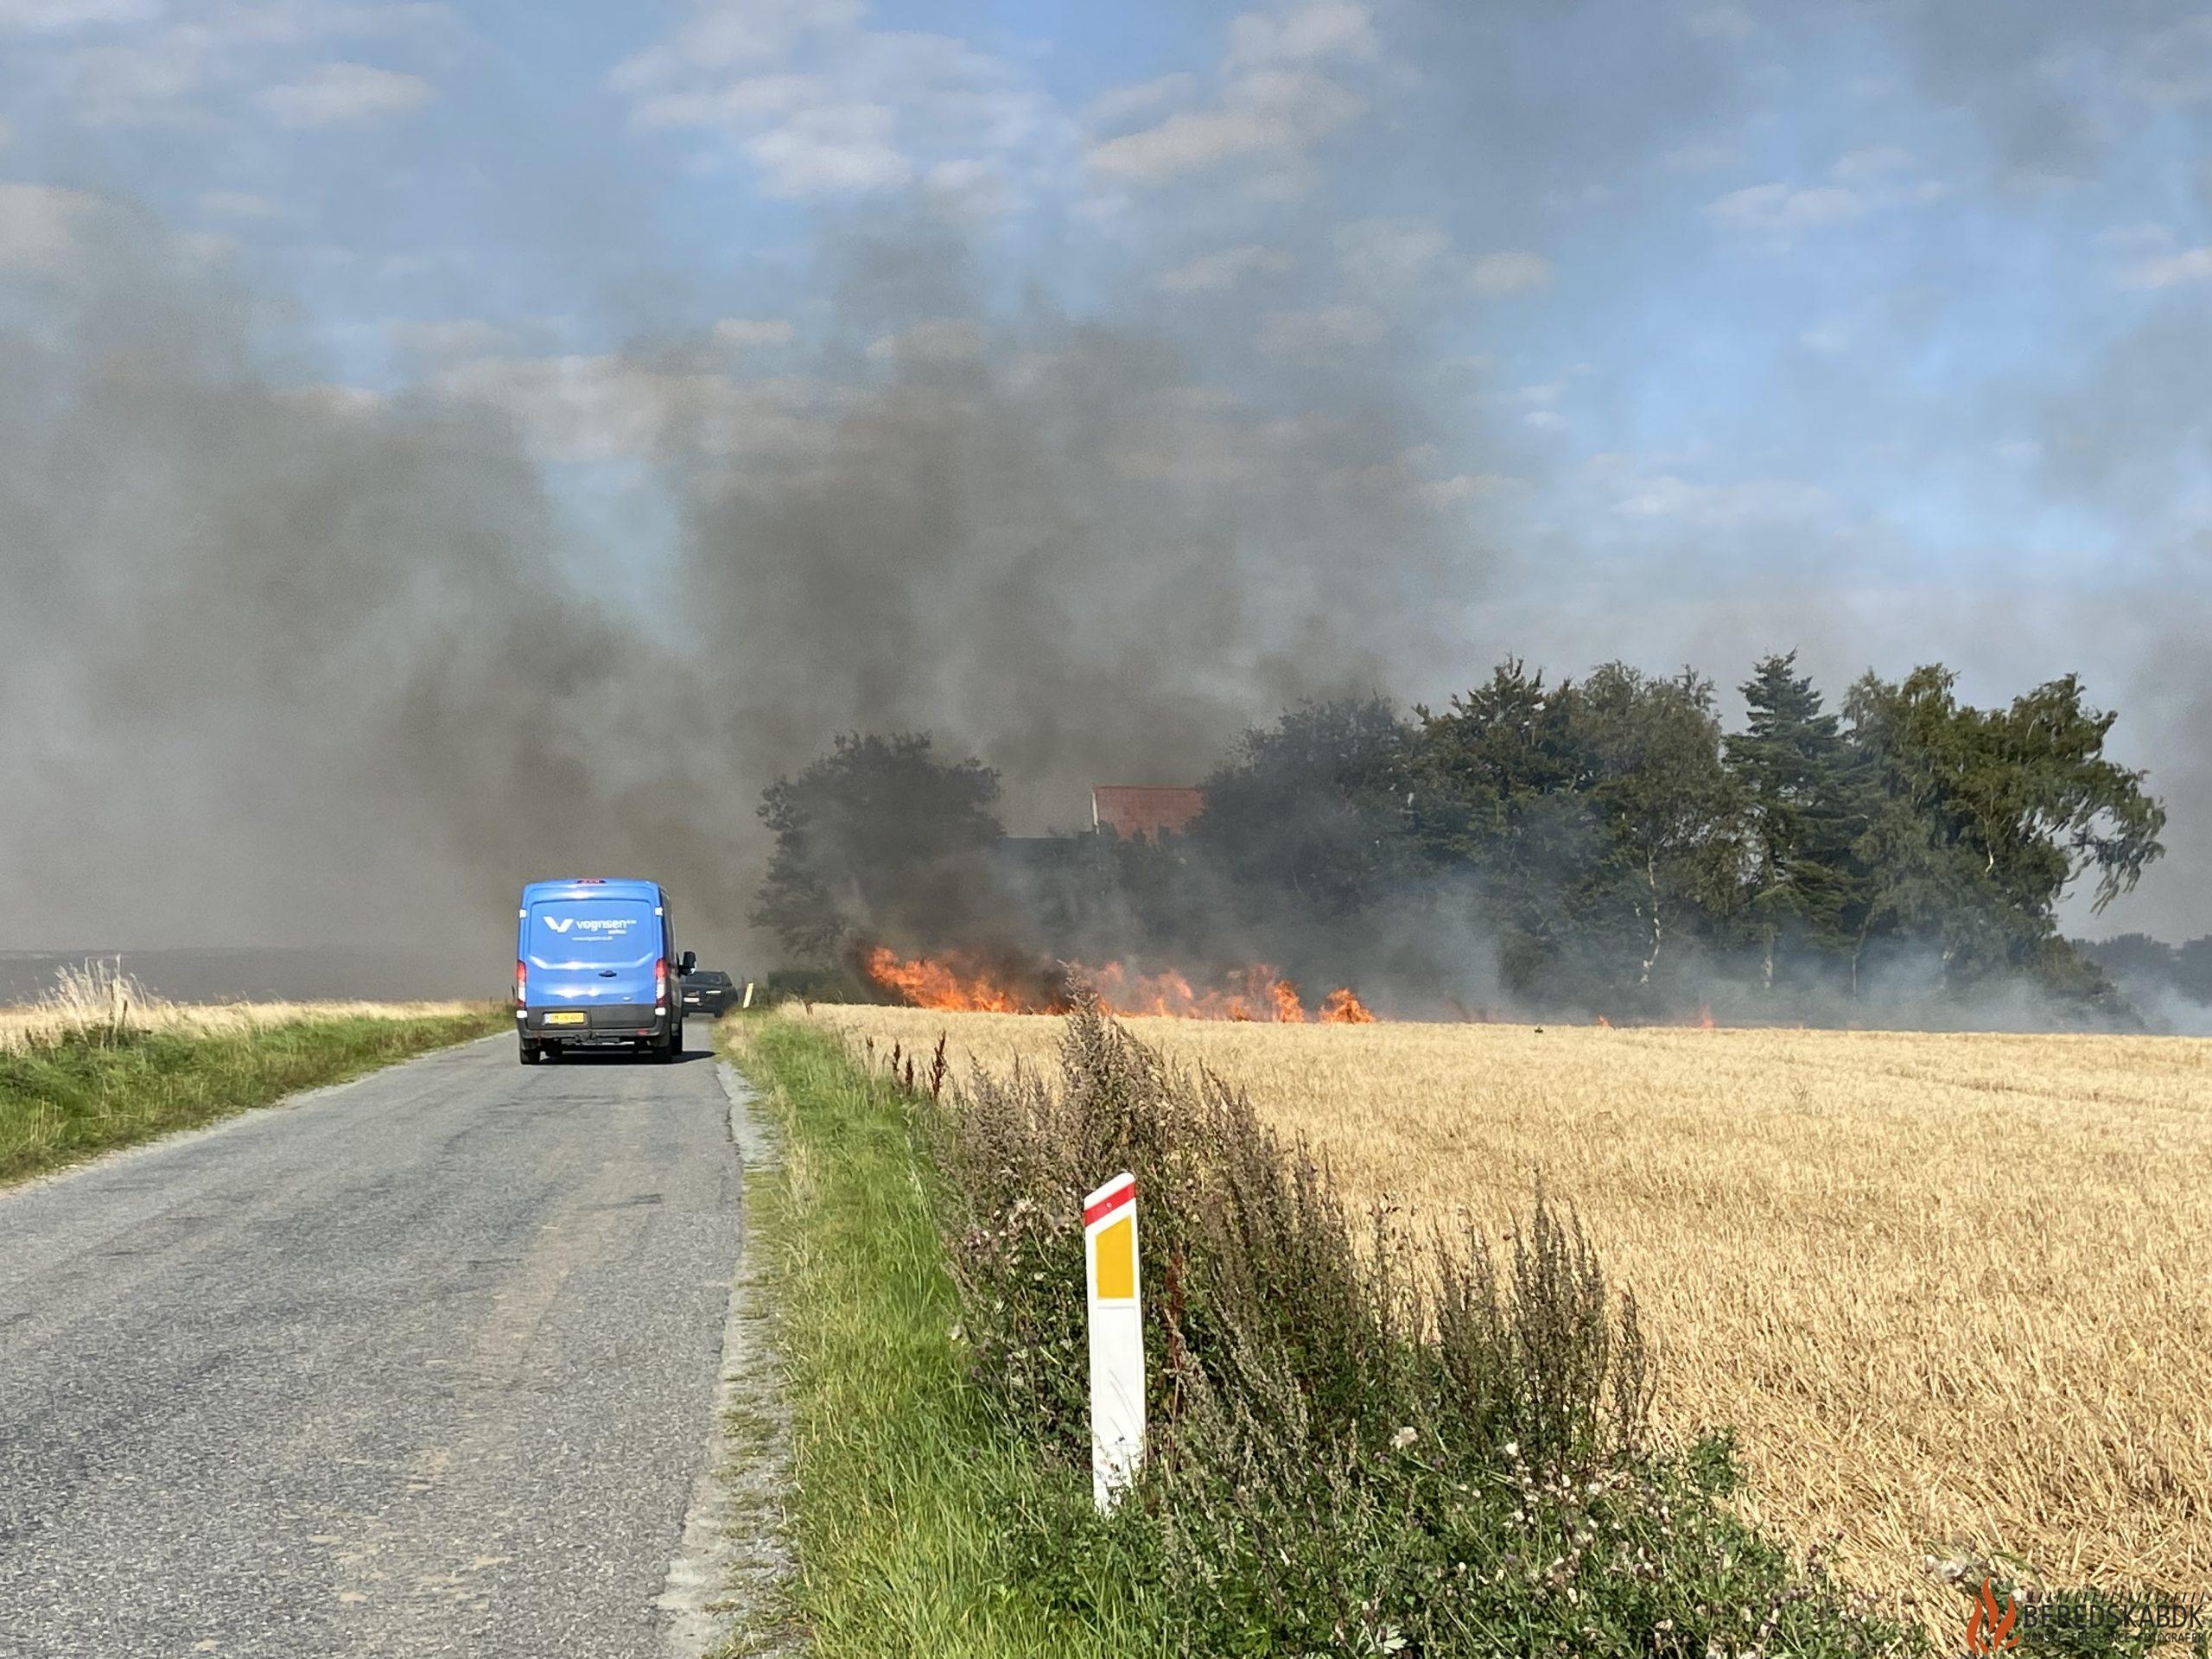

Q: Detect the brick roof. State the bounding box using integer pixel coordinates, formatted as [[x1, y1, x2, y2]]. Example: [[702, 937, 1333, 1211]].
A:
[[1091, 785, 1205, 842]]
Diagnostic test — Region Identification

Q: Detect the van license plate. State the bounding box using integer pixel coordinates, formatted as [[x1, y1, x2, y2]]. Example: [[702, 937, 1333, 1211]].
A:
[[543, 1012, 587, 1026]]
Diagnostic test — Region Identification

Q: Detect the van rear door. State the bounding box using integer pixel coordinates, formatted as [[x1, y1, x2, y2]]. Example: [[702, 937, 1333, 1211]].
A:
[[524, 893, 660, 1011]]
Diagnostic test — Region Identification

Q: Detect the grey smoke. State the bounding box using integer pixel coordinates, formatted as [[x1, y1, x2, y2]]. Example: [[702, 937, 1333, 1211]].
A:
[[0, 201, 1469, 988], [3, 0, 2207, 1000]]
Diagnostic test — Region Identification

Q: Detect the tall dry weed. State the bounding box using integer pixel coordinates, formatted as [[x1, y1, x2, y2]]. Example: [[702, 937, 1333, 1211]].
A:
[[0, 960, 485, 1053], [861, 996, 1908, 1656]]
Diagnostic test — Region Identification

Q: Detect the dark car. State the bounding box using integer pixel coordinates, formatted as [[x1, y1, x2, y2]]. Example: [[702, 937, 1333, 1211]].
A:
[[680, 969, 738, 1016]]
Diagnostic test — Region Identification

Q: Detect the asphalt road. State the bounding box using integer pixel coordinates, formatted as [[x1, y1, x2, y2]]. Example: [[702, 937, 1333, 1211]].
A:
[[0, 1029, 745, 1658]]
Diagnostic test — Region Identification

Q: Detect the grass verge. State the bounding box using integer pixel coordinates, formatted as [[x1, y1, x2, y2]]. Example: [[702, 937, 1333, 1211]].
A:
[[726, 1014, 1160, 1658], [0, 1007, 502, 1185]]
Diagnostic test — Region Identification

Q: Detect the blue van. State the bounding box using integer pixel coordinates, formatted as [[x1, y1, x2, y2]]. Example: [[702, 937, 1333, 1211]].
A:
[[514, 878, 694, 1065]]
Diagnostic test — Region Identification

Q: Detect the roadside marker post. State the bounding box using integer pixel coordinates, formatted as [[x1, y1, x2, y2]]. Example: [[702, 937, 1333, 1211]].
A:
[[741, 980, 755, 1009], [1084, 1172, 1144, 1511]]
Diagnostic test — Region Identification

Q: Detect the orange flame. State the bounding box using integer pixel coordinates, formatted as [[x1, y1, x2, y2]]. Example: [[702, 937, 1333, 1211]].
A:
[[860, 946, 1030, 1014], [1697, 1001, 1715, 1030], [860, 948, 1380, 1024], [1319, 987, 1376, 1024], [1966, 1579, 2020, 1654]]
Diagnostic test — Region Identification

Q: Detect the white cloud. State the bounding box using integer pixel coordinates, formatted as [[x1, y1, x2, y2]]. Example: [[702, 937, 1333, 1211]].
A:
[[621, 19, 1069, 213], [1706, 181, 1866, 233], [1225, 0, 1377, 70], [1086, 73, 1198, 130], [744, 99, 910, 194], [1155, 243, 1293, 293], [1336, 215, 1448, 290], [0, 181, 100, 273], [200, 189, 282, 219], [711, 316, 796, 351], [1255, 302, 1386, 358], [13, 3, 456, 127], [2125, 246, 2212, 289], [259, 62, 432, 128], [1085, 3, 1374, 188], [57, 41, 210, 128], [1467, 248, 1553, 293], [612, 0, 862, 91], [1512, 379, 1571, 430], [1089, 108, 1286, 182], [1089, 67, 1362, 184]]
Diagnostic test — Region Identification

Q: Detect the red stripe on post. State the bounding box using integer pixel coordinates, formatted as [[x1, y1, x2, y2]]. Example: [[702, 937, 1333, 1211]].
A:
[[1083, 1176, 1136, 1228]]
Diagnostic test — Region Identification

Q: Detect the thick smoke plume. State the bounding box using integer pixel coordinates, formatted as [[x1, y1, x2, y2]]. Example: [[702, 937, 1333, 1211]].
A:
[[0, 206, 1471, 991], [3, 0, 2207, 1007]]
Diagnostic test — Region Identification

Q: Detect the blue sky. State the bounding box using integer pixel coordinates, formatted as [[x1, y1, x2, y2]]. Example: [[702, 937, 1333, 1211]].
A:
[[3, 0, 2209, 944]]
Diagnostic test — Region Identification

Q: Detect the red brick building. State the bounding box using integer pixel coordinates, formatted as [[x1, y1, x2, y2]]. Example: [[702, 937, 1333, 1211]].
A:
[[1091, 785, 1205, 842]]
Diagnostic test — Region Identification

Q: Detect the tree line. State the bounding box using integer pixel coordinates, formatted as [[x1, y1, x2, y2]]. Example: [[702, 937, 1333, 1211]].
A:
[[753, 652, 2169, 1022]]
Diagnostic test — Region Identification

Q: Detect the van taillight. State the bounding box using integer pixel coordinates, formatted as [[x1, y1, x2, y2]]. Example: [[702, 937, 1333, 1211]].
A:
[[515, 960, 527, 1004], [654, 957, 668, 1001]]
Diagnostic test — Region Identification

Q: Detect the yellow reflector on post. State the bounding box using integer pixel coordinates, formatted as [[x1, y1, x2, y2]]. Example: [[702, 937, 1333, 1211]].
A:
[[1094, 1216, 1135, 1300]]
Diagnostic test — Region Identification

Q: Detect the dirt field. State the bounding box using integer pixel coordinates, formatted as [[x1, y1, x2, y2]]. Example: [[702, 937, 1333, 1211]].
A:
[[809, 1004, 2212, 1627]]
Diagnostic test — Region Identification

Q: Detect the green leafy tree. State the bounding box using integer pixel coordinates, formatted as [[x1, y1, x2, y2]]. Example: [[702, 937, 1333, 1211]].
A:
[[1396, 661, 1610, 995], [753, 732, 1005, 964], [1726, 652, 1875, 991], [1843, 667, 2165, 991], [1573, 664, 1744, 988]]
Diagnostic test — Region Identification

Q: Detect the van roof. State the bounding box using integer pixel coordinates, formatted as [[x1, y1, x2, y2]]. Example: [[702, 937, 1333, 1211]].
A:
[[520, 878, 664, 903]]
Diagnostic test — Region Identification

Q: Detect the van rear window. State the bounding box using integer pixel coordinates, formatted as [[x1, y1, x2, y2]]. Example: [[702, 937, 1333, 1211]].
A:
[[529, 899, 655, 958]]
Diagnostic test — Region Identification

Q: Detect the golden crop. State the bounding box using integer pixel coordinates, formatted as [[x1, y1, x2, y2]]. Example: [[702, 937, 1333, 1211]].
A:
[[0, 961, 487, 1053], [810, 1004, 2212, 1630]]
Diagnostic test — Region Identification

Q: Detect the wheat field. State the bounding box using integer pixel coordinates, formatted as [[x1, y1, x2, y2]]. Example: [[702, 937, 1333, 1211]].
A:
[[808, 1003, 2212, 1630], [0, 961, 487, 1053]]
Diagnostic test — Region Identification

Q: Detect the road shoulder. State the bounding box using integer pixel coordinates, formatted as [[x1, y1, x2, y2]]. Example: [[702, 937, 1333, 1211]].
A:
[[657, 1037, 798, 1657]]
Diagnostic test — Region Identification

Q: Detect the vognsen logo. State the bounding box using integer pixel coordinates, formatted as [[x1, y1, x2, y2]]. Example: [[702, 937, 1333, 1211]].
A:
[[539, 916, 634, 935]]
